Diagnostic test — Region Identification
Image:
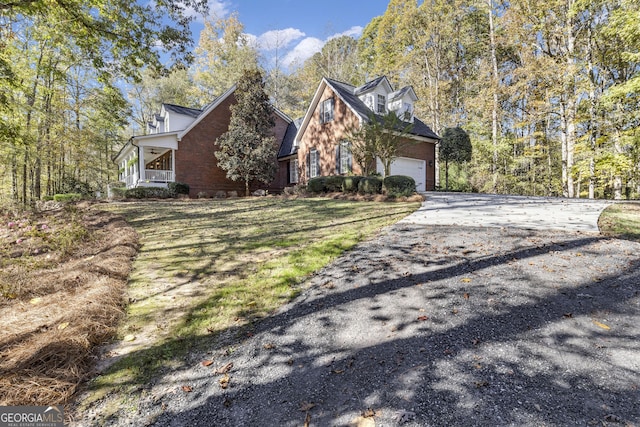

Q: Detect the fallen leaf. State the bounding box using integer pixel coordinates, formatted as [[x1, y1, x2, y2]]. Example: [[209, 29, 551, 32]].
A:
[[474, 380, 489, 388], [123, 334, 136, 342], [460, 278, 472, 283], [57, 322, 69, 330], [331, 369, 345, 374], [181, 385, 193, 392], [304, 412, 311, 427], [593, 320, 610, 330], [201, 360, 214, 367], [417, 315, 429, 321], [362, 408, 377, 418], [472, 338, 480, 345], [214, 362, 233, 374], [563, 313, 573, 318], [299, 401, 315, 412], [219, 373, 230, 389], [29, 297, 42, 305], [451, 308, 459, 315], [263, 343, 275, 350], [463, 292, 470, 300], [350, 416, 375, 427]]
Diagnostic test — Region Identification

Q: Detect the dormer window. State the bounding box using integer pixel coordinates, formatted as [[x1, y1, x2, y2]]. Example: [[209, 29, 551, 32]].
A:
[[320, 98, 334, 123], [377, 94, 386, 114]]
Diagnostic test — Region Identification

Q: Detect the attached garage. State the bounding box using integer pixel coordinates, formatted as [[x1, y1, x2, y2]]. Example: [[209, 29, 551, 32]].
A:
[[377, 157, 427, 192]]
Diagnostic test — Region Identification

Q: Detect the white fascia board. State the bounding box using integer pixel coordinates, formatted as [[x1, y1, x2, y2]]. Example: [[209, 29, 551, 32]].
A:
[[294, 79, 329, 144], [134, 132, 179, 149], [178, 84, 237, 141]]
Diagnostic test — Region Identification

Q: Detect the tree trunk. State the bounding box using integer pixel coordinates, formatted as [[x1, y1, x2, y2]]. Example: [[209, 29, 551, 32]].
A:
[[487, 0, 499, 192], [245, 178, 250, 197], [445, 158, 449, 191]]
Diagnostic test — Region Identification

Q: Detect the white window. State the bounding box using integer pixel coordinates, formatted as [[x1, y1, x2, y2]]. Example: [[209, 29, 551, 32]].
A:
[[336, 141, 352, 174], [321, 98, 334, 123], [289, 159, 299, 184], [309, 149, 320, 178], [377, 94, 386, 114]]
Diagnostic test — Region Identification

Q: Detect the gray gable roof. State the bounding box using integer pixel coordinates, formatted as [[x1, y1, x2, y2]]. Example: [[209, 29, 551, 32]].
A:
[[163, 103, 202, 118], [354, 76, 389, 95], [389, 86, 417, 102], [325, 78, 440, 140], [278, 118, 302, 158]]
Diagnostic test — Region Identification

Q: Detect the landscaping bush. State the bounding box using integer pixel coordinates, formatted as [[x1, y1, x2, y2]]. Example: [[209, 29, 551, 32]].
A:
[[168, 181, 190, 195], [307, 177, 327, 193], [325, 176, 345, 192], [124, 187, 173, 199], [42, 195, 54, 201], [53, 193, 82, 203], [110, 187, 127, 199], [384, 175, 416, 197], [342, 176, 363, 193], [358, 176, 383, 194]]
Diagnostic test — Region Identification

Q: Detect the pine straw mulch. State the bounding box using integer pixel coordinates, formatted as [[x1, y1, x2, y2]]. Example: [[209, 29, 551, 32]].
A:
[[0, 203, 138, 407]]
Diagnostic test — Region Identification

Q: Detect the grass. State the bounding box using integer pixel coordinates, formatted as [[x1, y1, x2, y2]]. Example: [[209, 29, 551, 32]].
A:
[[85, 197, 418, 410], [598, 202, 640, 241]]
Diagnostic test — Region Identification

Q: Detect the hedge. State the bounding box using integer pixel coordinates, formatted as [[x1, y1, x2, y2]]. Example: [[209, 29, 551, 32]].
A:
[[325, 176, 345, 192], [53, 193, 82, 203], [358, 176, 383, 194], [124, 187, 173, 199], [307, 177, 327, 193], [384, 175, 416, 197], [168, 181, 190, 195], [342, 176, 363, 193]]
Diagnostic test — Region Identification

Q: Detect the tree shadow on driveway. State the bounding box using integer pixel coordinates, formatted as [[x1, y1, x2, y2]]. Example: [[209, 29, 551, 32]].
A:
[[92, 225, 640, 426]]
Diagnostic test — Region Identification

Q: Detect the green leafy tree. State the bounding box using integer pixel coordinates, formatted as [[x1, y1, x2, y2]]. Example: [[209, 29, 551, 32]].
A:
[[348, 112, 413, 176], [215, 69, 277, 196], [2, 0, 206, 80], [440, 127, 472, 190], [192, 13, 260, 103]]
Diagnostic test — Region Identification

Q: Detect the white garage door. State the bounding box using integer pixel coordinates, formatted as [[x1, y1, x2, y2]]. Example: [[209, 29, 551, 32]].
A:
[[376, 157, 426, 192]]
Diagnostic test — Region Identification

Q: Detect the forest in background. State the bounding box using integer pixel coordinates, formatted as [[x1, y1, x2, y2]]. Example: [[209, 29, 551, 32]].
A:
[[1, 0, 639, 204]]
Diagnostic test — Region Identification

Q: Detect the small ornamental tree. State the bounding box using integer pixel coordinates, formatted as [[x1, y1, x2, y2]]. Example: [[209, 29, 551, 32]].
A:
[[348, 111, 412, 176], [215, 69, 277, 196], [440, 127, 472, 191]]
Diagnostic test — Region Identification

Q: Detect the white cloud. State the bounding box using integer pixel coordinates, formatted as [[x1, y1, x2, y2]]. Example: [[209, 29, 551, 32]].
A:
[[282, 37, 324, 67], [183, 0, 231, 23], [280, 27, 364, 68], [328, 26, 364, 40], [256, 28, 306, 50]]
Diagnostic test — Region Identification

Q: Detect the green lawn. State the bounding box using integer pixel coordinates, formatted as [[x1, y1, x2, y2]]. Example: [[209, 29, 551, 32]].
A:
[[599, 202, 640, 241], [86, 197, 418, 409]]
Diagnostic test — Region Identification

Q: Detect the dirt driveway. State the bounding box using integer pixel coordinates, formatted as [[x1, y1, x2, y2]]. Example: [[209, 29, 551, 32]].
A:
[[83, 195, 640, 427]]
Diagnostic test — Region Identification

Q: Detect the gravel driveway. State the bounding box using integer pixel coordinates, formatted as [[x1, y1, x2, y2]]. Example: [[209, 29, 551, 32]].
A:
[[86, 195, 640, 426]]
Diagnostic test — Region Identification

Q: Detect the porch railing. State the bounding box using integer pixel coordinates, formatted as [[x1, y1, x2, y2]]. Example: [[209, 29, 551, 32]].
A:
[[144, 169, 174, 182], [125, 174, 137, 188]]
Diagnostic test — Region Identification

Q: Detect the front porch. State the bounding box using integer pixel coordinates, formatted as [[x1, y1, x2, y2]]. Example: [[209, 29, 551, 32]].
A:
[[118, 141, 177, 189]]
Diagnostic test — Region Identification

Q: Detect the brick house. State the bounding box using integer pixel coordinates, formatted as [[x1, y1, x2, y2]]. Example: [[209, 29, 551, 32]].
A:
[[278, 76, 440, 192], [114, 85, 292, 197], [115, 76, 439, 196]]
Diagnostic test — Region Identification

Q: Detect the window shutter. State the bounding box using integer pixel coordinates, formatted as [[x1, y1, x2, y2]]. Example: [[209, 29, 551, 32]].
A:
[[306, 152, 311, 178], [316, 151, 321, 176], [335, 144, 341, 174], [346, 142, 353, 172]]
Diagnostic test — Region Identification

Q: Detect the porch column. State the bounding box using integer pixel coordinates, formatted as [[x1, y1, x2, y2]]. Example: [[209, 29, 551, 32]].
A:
[[171, 149, 176, 182], [139, 148, 145, 181]]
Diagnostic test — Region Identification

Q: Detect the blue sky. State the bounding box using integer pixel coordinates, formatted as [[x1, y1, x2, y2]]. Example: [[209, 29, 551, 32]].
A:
[[187, 0, 392, 69]]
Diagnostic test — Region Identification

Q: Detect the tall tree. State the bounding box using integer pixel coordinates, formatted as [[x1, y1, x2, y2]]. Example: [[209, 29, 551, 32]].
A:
[[215, 69, 277, 196], [192, 13, 260, 104]]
